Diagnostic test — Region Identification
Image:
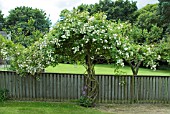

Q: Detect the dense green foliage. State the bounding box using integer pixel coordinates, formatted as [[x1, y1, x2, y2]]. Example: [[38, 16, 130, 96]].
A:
[[52, 11, 114, 63], [0, 35, 13, 60], [0, 89, 9, 102], [129, 25, 163, 44], [5, 6, 51, 47], [9, 37, 58, 75], [0, 10, 4, 31], [133, 4, 163, 44], [134, 4, 160, 30], [77, 0, 137, 22], [168, 37, 170, 63], [158, 0, 170, 33], [161, 36, 170, 64]]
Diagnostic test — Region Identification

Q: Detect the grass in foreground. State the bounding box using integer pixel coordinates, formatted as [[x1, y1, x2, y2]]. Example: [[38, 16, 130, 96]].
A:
[[46, 64, 170, 76], [0, 101, 108, 114]]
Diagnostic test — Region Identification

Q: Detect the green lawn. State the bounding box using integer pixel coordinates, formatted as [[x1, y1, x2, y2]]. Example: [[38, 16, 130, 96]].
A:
[[46, 64, 170, 76], [1, 64, 170, 76], [0, 67, 8, 71], [0, 101, 108, 114]]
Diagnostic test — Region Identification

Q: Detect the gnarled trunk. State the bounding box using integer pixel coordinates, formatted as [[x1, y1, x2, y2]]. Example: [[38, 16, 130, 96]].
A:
[[84, 53, 99, 106]]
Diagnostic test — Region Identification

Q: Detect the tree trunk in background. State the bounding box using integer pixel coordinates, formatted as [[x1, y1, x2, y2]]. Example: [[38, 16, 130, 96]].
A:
[[128, 61, 142, 103]]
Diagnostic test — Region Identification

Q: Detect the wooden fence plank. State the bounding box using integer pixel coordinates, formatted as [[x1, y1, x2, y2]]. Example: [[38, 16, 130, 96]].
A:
[[152, 77, 155, 103], [102, 75, 104, 103], [53, 74, 57, 100], [168, 77, 170, 103], [128, 76, 131, 103], [78, 74, 81, 99], [39, 74, 43, 100], [98, 75, 101, 103], [124, 76, 127, 103], [165, 77, 168, 103], [58, 74, 61, 101], [67, 74, 70, 101], [49, 73, 52, 100], [1, 72, 5, 89], [149, 77, 153, 103], [111, 76, 114, 103], [108, 76, 111, 102], [105, 75, 108, 103], [63, 74, 66, 100], [19, 76, 22, 99]]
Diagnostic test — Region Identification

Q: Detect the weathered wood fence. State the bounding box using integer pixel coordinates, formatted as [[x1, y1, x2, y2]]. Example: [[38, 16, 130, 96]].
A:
[[0, 71, 170, 103]]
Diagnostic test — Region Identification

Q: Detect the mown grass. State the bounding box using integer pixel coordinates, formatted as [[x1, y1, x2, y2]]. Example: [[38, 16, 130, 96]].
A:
[[1, 64, 170, 76], [0, 101, 108, 114], [46, 64, 170, 76]]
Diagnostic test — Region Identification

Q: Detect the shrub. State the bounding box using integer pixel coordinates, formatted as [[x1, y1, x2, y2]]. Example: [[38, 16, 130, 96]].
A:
[[0, 89, 9, 102], [78, 86, 95, 107], [79, 96, 94, 107]]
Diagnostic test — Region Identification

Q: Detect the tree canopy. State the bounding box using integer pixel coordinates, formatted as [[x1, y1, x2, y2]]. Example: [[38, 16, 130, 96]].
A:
[[134, 4, 160, 30], [115, 24, 161, 75], [77, 0, 137, 22], [5, 6, 51, 47], [129, 25, 163, 45], [158, 0, 170, 33]]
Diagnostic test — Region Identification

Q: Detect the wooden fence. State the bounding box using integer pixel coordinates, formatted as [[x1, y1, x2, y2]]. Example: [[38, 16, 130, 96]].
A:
[[0, 71, 170, 103]]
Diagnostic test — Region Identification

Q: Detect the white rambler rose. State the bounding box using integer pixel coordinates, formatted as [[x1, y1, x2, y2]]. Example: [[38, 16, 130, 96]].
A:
[[93, 39, 97, 42], [113, 34, 117, 38], [88, 17, 95, 21], [104, 40, 108, 43], [151, 65, 157, 71], [157, 55, 161, 60], [124, 47, 128, 51], [125, 52, 129, 59], [61, 35, 66, 38]]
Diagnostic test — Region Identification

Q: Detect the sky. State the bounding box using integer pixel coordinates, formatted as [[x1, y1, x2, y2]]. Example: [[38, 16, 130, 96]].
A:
[[0, 0, 158, 25]]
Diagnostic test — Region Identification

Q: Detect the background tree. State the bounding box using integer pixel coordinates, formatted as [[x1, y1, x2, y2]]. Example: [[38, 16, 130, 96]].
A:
[[96, 0, 137, 21], [158, 0, 170, 33], [77, 0, 137, 22], [129, 25, 163, 44], [159, 36, 170, 65], [134, 4, 160, 30], [131, 4, 164, 70], [132, 4, 164, 44], [5, 6, 51, 47], [9, 18, 44, 47], [110, 23, 161, 102], [0, 10, 4, 31], [109, 23, 161, 75]]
